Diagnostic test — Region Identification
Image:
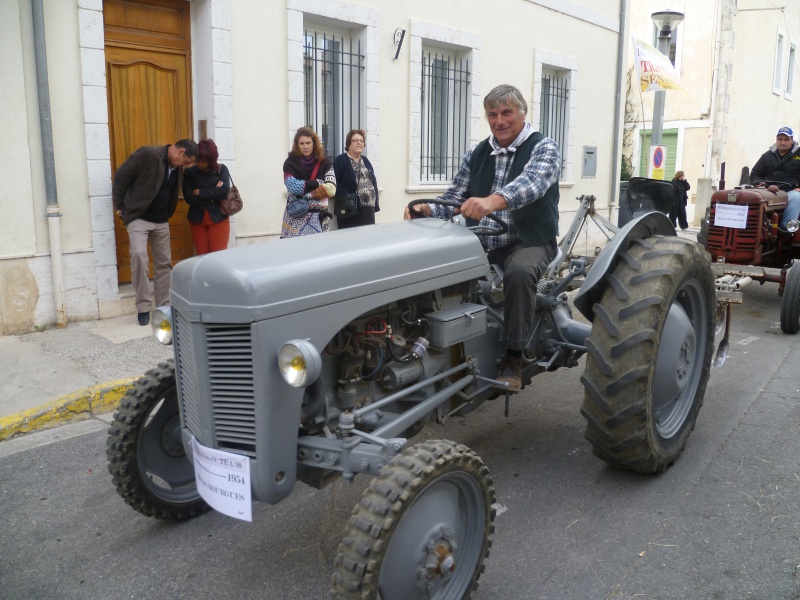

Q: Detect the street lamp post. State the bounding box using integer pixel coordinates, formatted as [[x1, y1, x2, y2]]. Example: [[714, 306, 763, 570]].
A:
[[650, 9, 684, 148]]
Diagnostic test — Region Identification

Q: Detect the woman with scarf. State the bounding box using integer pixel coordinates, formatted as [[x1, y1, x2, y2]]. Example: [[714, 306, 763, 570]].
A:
[[280, 127, 336, 238]]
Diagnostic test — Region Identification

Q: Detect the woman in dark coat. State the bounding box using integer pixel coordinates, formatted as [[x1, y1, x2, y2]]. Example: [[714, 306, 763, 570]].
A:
[[281, 127, 336, 238], [332, 129, 380, 229], [182, 138, 231, 254], [670, 170, 691, 230]]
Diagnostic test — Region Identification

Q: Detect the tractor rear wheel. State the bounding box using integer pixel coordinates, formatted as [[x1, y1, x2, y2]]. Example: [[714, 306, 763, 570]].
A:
[[581, 236, 714, 473], [331, 440, 495, 600], [780, 262, 800, 334]]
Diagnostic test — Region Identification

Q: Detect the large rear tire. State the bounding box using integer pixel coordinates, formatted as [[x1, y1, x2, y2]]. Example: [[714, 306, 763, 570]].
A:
[[780, 262, 800, 334], [331, 440, 495, 600], [106, 360, 209, 520], [580, 236, 714, 473]]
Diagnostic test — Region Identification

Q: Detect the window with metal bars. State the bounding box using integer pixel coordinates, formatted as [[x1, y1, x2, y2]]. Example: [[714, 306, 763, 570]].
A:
[[420, 48, 471, 182], [540, 69, 569, 178], [303, 28, 365, 157]]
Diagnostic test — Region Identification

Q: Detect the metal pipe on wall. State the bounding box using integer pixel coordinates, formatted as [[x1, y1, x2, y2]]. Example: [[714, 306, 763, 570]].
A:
[[609, 0, 629, 217], [31, 0, 66, 328]]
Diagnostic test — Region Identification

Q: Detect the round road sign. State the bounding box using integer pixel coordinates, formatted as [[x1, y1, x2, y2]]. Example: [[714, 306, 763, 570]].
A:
[[653, 146, 664, 169]]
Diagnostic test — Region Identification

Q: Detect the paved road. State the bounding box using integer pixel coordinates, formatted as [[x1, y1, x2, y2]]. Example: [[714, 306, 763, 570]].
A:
[[1, 282, 799, 600]]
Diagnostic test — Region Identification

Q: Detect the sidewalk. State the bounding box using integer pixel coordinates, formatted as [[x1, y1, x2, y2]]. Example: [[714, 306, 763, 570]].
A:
[[0, 314, 173, 441]]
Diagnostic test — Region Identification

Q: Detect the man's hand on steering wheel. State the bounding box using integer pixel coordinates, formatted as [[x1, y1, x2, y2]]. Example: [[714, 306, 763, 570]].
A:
[[404, 203, 431, 220], [405, 198, 508, 236], [459, 194, 508, 220], [755, 179, 792, 192]]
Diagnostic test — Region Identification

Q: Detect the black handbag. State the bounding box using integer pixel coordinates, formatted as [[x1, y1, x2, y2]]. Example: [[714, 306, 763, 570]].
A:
[[335, 193, 360, 219]]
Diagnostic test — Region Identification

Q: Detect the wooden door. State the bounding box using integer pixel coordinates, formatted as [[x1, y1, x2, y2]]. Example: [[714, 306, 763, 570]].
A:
[[104, 0, 194, 284]]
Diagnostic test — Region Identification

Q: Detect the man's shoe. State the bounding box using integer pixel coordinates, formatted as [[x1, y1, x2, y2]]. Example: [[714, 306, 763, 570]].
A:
[[496, 355, 522, 390], [138, 312, 150, 326]]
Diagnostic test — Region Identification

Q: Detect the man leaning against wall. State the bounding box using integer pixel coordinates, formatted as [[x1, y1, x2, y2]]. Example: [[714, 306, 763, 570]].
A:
[[112, 140, 198, 326]]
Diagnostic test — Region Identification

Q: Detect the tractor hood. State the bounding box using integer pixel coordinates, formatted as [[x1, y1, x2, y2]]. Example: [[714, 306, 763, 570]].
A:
[[170, 219, 489, 322], [711, 186, 788, 210]]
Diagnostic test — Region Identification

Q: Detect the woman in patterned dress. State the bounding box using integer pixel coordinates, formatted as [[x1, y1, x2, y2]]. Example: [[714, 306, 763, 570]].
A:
[[280, 127, 336, 238], [332, 129, 380, 229]]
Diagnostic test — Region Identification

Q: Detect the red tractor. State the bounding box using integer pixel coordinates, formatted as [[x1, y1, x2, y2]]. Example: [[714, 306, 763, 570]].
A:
[[697, 181, 800, 333]]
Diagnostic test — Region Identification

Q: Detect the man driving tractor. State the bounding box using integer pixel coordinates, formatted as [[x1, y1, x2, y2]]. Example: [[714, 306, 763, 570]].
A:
[[404, 84, 560, 389], [750, 126, 800, 227]]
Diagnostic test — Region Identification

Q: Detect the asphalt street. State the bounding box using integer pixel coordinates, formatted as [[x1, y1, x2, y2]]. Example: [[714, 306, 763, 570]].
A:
[[1, 281, 799, 599]]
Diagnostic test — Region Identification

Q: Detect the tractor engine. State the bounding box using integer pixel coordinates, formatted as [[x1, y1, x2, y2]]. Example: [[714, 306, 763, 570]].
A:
[[299, 282, 482, 437]]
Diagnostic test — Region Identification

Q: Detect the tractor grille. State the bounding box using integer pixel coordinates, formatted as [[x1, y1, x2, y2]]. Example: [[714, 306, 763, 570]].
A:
[[174, 312, 256, 454], [206, 324, 256, 452], [706, 202, 762, 262]]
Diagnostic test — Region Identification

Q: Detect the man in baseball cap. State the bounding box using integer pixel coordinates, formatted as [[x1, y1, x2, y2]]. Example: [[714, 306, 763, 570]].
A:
[[751, 126, 800, 227]]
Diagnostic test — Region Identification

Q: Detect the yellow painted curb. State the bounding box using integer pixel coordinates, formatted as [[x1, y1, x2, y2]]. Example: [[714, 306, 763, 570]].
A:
[[0, 377, 139, 441]]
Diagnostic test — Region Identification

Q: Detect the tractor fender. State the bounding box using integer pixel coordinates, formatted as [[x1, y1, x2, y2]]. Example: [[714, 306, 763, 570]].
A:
[[573, 211, 676, 321]]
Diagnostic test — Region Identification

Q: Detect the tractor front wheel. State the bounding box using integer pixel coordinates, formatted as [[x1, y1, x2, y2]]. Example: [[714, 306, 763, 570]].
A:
[[581, 236, 715, 473], [106, 360, 209, 520], [331, 440, 495, 600]]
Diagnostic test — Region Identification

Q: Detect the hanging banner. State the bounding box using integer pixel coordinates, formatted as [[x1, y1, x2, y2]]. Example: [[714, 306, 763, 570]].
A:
[[632, 36, 688, 94]]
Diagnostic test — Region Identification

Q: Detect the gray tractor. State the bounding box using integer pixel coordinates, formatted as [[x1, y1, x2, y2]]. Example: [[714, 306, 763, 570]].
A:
[[107, 200, 725, 599]]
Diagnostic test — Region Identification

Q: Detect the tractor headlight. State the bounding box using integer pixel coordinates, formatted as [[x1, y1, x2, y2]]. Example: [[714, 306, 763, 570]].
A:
[[278, 340, 322, 387], [787, 219, 800, 233], [151, 306, 173, 345]]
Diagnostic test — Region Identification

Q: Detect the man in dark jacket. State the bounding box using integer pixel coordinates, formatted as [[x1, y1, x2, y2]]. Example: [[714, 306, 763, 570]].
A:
[[404, 84, 560, 389], [751, 126, 800, 227], [113, 140, 198, 325]]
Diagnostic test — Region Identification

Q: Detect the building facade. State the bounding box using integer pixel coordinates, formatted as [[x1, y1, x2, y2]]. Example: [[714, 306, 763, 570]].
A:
[[2, 0, 630, 334], [626, 0, 800, 223]]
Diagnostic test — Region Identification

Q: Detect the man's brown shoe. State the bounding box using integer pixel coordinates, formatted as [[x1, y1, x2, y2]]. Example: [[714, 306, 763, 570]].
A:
[[496, 355, 522, 389]]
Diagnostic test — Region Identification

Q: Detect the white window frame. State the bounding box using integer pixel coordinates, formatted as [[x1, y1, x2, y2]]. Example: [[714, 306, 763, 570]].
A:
[[786, 40, 797, 100], [287, 0, 379, 167], [407, 20, 482, 192], [773, 30, 786, 95], [532, 50, 578, 184]]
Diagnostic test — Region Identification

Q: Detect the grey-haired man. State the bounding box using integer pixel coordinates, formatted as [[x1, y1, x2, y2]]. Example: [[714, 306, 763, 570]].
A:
[[404, 84, 560, 388]]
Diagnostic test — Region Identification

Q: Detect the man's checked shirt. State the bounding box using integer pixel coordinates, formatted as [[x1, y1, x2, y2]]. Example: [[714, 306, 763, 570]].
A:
[[431, 122, 560, 250]]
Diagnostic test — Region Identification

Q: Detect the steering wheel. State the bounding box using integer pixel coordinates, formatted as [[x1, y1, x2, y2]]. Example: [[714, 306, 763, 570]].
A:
[[754, 180, 793, 191], [407, 199, 508, 236]]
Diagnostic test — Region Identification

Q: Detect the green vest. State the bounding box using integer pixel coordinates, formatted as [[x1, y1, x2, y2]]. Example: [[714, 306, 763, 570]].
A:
[[468, 132, 560, 246]]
